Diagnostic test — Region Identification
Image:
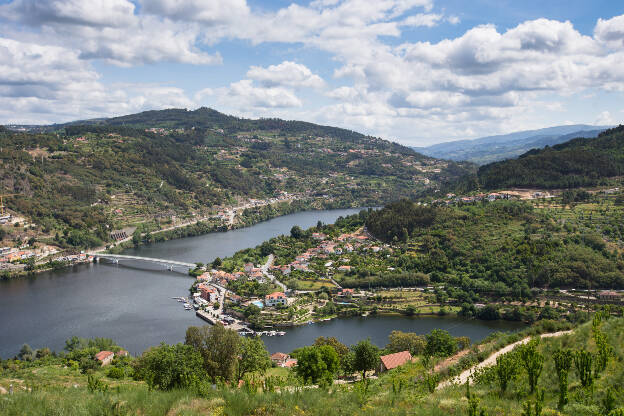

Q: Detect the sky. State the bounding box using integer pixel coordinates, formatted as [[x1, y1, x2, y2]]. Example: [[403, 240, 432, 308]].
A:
[[0, 0, 623, 146]]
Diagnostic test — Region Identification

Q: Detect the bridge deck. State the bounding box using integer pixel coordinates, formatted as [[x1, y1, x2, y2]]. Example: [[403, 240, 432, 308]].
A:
[[92, 253, 196, 268]]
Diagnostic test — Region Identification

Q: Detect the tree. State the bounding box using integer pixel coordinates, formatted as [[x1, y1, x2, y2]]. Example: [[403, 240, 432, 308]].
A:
[[132, 343, 204, 390], [290, 226, 304, 239], [185, 324, 241, 382], [573, 349, 594, 389], [425, 329, 457, 357], [18, 344, 34, 361], [553, 348, 573, 409], [495, 352, 519, 395], [237, 337, 271, 381], [211, 257, 222, 268], [132, 229, 141, 247], [352, 339, 380, 380], [295, 345, 340, 386], [386, 331, 426, 355], [518, 338, 543, 394]]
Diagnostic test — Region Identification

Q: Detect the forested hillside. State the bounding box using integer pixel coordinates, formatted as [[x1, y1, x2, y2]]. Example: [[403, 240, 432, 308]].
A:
[[364, 198, 624, 290], [0, 108, 469, 249], [478, 125, 624, 189]]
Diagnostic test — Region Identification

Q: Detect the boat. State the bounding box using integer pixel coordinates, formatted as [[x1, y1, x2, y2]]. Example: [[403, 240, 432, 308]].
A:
[[276, 331, 285, 336]]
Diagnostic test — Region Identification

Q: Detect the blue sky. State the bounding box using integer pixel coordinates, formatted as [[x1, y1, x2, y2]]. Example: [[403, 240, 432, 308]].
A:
[[0, 0, 623, 145]]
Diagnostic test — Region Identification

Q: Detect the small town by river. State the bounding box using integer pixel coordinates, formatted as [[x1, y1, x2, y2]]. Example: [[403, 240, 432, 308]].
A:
[[0, 208, 523, 358]]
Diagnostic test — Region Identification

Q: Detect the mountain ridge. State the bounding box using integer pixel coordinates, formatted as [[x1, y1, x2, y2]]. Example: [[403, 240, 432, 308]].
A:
[[414, 124, 610, 164]]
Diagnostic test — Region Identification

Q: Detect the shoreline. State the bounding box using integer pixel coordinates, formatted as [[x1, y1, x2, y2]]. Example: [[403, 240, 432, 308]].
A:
[[0, 201, 363, 281]]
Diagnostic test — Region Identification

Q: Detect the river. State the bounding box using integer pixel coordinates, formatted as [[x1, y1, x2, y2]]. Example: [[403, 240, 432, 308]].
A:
[[0, 208, 523, 358]]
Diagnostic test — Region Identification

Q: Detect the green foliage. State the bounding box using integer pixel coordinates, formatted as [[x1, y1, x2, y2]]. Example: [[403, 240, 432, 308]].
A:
[[87, 375, 108, 394], [237, 336, 271, 381], [366, 199, 436, 243], [352, 339, 380, 380], [495, 352, 519, 395], [295, 345, 340, 387], [522, 388, 544, 416], [132, 343, 204, 390], [426, 329, 457, 357], [574, 349, 594, 389], [552, 348, 573, 409], [478, 125, 624, 189], [184, 324, 241, 383], [517, 338, 544, 394], [386, 330, 426, 356], [106, 366, 125, 379]]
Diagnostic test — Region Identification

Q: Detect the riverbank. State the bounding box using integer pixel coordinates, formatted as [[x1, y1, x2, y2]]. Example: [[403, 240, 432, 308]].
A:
[[0, 198, 364, 280]]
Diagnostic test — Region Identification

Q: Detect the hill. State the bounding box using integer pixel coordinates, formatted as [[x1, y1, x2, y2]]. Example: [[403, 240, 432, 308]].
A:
[[0, 108, 469, 254], [478, 125, 624, 189], [415, 125, 608, 165]]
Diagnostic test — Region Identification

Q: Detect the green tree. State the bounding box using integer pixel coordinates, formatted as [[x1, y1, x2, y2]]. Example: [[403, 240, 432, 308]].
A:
[[425, 329, 457, 357], [211, 257, 222, 268], [132, 229, 141, 247], [132, 343, 204, 390], [185, 324, 241, 382], [518, 338, 543, 394], [495, 351, 519, 395], [573, 349, 594, 389], [295, 345, 340, 386], [352, 339, 380, 380], [18, 344, 34, 361], [552, 348, 573, 409], [290, 226, 304, 239], [386, 331, 426, 355], [237, 336, 271, 381]]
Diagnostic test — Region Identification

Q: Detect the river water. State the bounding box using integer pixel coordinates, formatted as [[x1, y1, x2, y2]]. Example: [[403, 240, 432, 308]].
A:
[[0, 208, 523, 358]]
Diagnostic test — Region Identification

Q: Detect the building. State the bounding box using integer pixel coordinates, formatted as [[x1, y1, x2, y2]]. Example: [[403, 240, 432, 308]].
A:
[[271, 352, 289, 366], [265, 291, 287, 307], [598, 290, 622, 301], [94, 351, 115, 366], [379, 351, 412, 372], [198, 284, 218, 302]]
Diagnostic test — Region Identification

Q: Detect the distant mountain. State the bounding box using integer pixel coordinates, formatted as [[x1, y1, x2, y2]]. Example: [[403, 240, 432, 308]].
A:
[[477, 125, 624, 189], [414, 125, 610, 164]]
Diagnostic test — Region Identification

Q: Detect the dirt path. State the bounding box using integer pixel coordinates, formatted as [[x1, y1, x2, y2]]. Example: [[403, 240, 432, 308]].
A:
[[437, 330, 573, 389]]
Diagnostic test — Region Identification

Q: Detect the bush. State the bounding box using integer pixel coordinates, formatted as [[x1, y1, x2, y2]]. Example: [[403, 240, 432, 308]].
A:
[[106, 366, 125, 379]]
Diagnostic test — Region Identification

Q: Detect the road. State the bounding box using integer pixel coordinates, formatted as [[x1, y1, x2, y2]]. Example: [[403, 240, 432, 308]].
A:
[[262, 254, 287, 291], [437, 330, 573, 389]]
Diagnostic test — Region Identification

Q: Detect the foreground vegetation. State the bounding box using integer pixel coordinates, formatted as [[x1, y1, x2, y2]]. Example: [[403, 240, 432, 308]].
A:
[[1, 314, 623, 415]]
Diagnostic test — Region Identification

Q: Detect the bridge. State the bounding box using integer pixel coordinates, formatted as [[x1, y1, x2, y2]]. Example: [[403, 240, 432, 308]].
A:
[[91, 253, 196, 271]]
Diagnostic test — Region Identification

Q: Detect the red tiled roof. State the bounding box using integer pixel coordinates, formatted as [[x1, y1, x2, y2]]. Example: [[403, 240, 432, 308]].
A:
[[271, 352, 289, 361], [95, 351, 114, 361], [284, 358, 298, 368], [266, 292, 285, 300], [380, 351, 412, 371]]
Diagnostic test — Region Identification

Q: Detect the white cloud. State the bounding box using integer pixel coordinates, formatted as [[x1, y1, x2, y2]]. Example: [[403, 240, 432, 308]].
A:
[[247, 61, 325, 89], [0, 0, 221, 66], [139, 0, 250, 25], [0, 36, 197, 124], [595, 15, 624, 48], [0, 0, 136, 27], [219, 80, 303, 109], [595, 110, 615, 125], [401, 13, 442, 28]]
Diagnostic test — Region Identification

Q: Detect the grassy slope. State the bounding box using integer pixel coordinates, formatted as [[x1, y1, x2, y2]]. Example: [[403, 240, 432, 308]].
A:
[[1, 317, 622, 415]]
